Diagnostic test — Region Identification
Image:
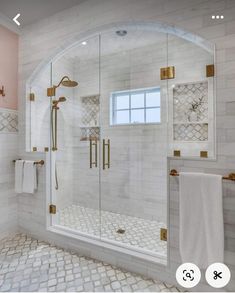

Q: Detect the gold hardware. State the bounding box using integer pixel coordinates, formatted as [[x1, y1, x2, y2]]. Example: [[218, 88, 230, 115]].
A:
[[0, 86, 5, 97], [227, 173, 235, 181], [47, 76, 78, 97], [47, 87, 56, 97], [170, 169, 235, 181], [160, 66, 175, 80], [206, 64, 215, 77], [32, 147, 37, 152], [160, 228, 167, 241], [174, 150, 181, 157], [49, 204, 56, 214], [200, 151, 208, 158], [13, 159, 44, 166], [44, 147, 49, 152], [116, 228, 125, 234], [89, 139, 98, 168], [51, 98, 67, 151], [169, 169, 178, 177], [103, 139, 110, 170], [29, 93, 35, 101]]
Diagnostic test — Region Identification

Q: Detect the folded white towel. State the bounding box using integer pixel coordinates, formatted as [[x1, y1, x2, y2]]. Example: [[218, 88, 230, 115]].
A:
[[22, 160, 38, 194], [179, 172, 224, 269], [15, 160, 24, 193]]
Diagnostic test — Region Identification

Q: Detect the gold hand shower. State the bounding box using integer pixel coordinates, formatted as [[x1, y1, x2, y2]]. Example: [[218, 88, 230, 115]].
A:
[[51, 97, 66, 151]]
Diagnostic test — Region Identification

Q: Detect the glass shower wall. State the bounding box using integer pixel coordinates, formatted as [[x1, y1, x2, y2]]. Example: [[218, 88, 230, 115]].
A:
[[51, 35, 101, 237], [99, 29, 168, 257], [27, 63, 51, 152]]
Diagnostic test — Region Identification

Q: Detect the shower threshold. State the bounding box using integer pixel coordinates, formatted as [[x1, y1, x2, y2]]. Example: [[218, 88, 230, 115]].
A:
[[55, 204, 167, 264]]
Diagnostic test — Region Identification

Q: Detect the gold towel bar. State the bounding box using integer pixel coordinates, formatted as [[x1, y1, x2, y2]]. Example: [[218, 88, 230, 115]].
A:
[[13, 159, 44, 166], [170, 169, 235, 181]]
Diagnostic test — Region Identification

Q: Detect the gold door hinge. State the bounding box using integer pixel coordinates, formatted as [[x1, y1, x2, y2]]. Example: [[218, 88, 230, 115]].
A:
[[206, 64, 215, 77], [200, 151, 208, 158], [160, 66, 175, 80], [29, 93, 35, 101], [49, 204, 56, 214], [160, 228, 167, 241]]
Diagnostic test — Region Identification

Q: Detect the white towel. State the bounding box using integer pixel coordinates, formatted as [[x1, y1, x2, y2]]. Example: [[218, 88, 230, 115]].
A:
[[15, 160, 24, 193], [22, 160, 38, 194], [179, 172, 224, 269]]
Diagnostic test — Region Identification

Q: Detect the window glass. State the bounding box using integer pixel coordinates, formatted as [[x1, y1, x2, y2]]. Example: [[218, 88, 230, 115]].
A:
[[116, 110, 129, 124]]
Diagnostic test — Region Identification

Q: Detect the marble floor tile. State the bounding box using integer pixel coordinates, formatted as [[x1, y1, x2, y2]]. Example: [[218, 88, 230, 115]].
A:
[[0, 234, 180, 292], [58, 205, 167, 256]]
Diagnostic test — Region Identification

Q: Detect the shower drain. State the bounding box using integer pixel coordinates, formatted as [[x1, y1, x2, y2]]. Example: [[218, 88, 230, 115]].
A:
[[116, 228, 126, 234]]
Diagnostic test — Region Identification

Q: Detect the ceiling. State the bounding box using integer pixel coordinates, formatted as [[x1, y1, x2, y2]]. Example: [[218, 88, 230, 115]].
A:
[[58, 29, 168, 62], [0, 0, 86, 27]]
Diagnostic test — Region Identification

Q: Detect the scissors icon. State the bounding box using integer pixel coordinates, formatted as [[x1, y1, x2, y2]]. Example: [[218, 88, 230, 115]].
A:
[[213, 271, 222, 280]]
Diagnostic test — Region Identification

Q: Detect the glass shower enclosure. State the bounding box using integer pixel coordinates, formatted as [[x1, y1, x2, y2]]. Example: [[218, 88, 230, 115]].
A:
[[27, 22, 215, 265]]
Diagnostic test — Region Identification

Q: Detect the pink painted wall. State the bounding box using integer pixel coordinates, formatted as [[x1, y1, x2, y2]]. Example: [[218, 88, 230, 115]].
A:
[[0, 24, 18, 110]]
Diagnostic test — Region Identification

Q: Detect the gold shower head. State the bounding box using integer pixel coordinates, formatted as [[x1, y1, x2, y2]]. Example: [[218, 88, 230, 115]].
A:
[[47, 76, 78, 97], [61, 79, 78, 87]]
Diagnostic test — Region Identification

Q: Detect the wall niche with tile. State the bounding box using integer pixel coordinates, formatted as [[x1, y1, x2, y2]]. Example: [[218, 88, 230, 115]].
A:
[[167, 34, 215, 158], [80, 95, 100, 141]]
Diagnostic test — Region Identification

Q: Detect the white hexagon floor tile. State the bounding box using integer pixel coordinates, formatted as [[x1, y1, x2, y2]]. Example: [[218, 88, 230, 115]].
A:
[[58, 205, 167, 256], [0, 234, 181, 292]]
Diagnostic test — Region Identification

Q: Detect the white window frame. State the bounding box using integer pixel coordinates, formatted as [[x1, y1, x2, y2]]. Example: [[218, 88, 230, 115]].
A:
[[110, 87, 161, 125]]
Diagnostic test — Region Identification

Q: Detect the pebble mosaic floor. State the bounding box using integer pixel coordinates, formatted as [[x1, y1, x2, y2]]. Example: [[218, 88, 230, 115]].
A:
[[58, 205, 167, 256], [0, 234, 181, 292]]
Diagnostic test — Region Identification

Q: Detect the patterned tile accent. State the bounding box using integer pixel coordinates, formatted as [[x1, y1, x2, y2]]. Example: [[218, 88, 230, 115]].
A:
[[173, 82, 208, 122], [81, 95, 99, 126], [80, 95, 100, 141], [173, 81, 208, 141], [173, 123, 208, 141], [0, 109, 18, 133], [0, 234, 181, 292], [80, 127, 100, 141], [58, 205, 167, 256]]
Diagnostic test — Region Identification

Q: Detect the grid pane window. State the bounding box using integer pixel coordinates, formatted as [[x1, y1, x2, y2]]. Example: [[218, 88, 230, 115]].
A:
[[111, 87, 161, 125]]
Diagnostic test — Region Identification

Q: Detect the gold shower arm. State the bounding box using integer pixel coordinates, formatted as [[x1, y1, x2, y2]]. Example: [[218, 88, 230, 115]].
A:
[[47, 76, 69, 97]]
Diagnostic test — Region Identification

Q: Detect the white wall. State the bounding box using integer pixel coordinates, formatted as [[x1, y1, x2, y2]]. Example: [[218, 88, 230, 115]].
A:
[[18, 0, 235, 291]]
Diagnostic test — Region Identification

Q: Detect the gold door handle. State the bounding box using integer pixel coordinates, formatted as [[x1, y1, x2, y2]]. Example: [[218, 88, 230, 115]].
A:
[[103, 139, 110, 170], [90, 139, 98, 168]]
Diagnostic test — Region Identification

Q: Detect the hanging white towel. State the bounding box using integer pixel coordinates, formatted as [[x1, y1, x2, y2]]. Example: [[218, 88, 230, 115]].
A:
[[15, 160, 24, 193], [179, 172, 224, 269], [22, 160, 38, 194]]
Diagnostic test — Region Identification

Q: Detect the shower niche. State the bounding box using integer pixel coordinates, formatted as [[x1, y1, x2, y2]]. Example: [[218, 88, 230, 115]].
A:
[[80, 95, 100, 141], [26, 22, 216, 264]]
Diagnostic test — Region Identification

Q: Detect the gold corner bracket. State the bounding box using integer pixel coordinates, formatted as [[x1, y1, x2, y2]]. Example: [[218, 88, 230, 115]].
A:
[[200, 151, 208, 158], [206, 64, 215, 77], [174, 150, 181, 157], [160, 228, 167, 241], [160, 66, 175, 80], [29, 93, 35, 101], [49, 204, 56, 214]]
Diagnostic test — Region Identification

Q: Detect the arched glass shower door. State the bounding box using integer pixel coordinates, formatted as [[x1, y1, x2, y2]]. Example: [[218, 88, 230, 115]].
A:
[[49, 29, 168, 261], [38, 22, 215, 263]]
